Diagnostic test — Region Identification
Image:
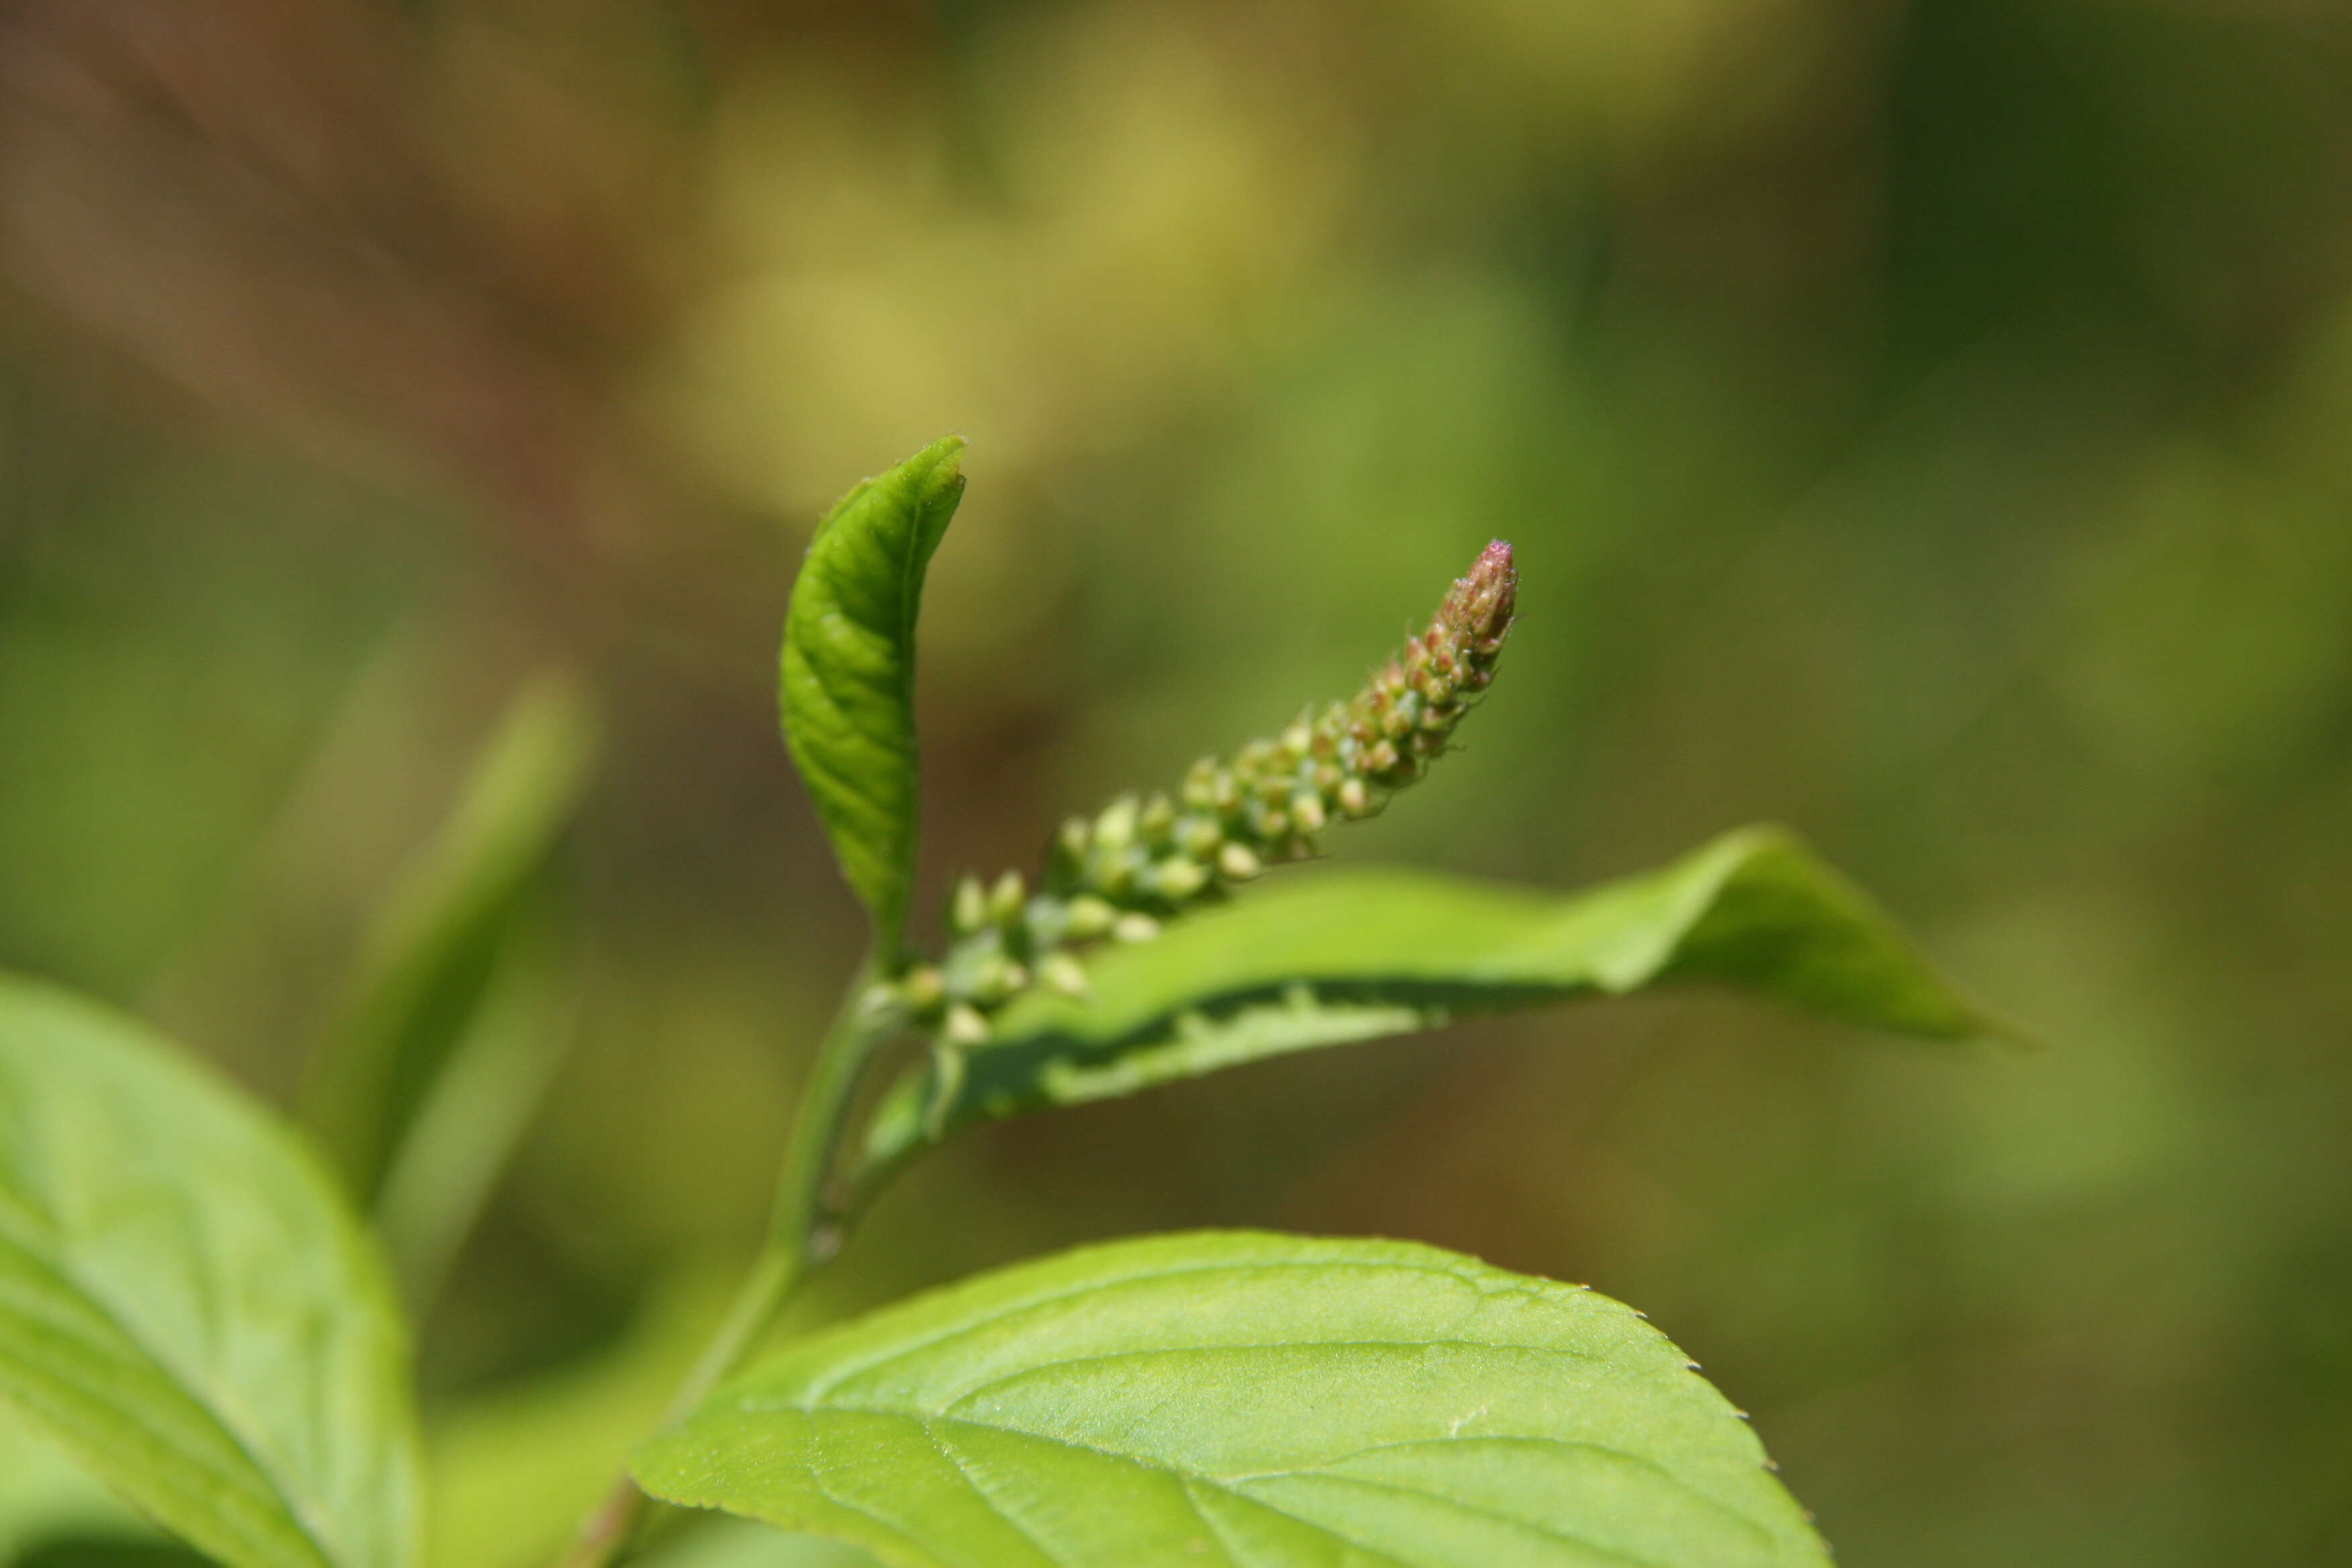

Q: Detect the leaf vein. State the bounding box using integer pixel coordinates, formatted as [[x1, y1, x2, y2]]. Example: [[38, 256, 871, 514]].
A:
[[791, 1252, 1573, 1401], [1242, 1467, 1680, 1568], [932, 1338, 1604, 1416], [1234, 1435, 1778, 1549], [815, 1406, 1717, 1568], [925, 1420, 1075, 1568]]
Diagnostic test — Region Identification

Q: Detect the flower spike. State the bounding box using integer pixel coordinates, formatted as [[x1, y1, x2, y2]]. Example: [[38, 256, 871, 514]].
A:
[[900, 542, 1518, 1036]]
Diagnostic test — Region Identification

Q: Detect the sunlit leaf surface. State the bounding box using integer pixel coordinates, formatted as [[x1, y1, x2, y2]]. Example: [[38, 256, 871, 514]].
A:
[[636, 1230, 1829, 1568], [880, 825, 1992, 1138]]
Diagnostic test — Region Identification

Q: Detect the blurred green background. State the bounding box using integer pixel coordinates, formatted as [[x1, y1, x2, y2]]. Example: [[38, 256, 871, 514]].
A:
[[3, 1, 2350, 1564]]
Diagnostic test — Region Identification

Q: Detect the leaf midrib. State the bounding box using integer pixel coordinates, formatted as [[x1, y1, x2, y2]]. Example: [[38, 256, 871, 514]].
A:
[[791, 1251, 1579, 1402]]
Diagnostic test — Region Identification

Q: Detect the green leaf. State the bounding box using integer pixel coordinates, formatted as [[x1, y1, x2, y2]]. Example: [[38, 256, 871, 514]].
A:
[[0, 1404, 156, 1561], [885, 825, 1992, 1139], [779, 438, 967, 952], [634, 1230, 1829, 1568], [301, 671, 597, 1210], [641, 1518, 878, 1568], [0, 977, 421, 1568], [373, 913, 578, 1316]]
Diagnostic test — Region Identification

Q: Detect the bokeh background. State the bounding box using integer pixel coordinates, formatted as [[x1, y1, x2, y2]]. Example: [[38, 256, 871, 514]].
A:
[[3, 1, 2351, 1564]]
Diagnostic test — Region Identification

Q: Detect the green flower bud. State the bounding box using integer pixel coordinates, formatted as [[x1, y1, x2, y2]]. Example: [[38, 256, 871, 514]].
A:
[[1038, 950, 1090, 998], [988, 870, 1027, 931], [1112, 912, 1162, 944], [1094, 795, 1139, 852], [1051, 816, 1091, 878], [1290, 791, 1328, 835], [1150, 856, 1210, 901], [1217, 842, 1262, 882], [1091, 848, 1136, 897], [949, 875, 988, 937], [942, 1003, 991, 1046], [1064, 895, 1118, 940], [1138, 793, 1178, 848], [1181, 757, 1221, 810], [970, 955, 1028, 1006], [898, 965, 946, 1018], [1179, 815, 1222, 859]]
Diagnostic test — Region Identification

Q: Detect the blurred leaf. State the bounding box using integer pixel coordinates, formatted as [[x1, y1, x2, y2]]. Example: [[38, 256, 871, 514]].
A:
[[0, 977, 420, 1568], [0, 1407, 154, 1562], [638, 1519, 876, 1568], [879, 825, 1994, 1142], [301, 672, 598, 1212], [420, 1265, 919, 1568], [374, 912, 579, 1316], [11, 1539, 207, 1568], [634, 1230, 1829, 1568], [423, 1271, 736, 1568], [779, 438, 967, 954]]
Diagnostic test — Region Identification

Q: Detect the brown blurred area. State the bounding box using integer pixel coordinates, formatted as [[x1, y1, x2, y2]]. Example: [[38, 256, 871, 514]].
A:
[[5, 2, 2352, 1565], [1, 0, 628, 548]]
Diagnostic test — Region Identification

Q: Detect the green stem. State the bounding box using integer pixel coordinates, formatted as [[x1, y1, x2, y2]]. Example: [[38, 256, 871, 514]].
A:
[[554, 961, 902, 1568]]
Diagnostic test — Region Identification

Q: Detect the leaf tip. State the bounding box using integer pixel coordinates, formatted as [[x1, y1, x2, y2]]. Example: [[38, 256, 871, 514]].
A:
[[904, 432, 969, 499]]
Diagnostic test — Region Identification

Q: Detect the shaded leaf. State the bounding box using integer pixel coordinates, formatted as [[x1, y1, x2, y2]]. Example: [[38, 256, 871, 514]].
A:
[[640, 1519, 877, 1568], [301, 672, 597, 1210], [0, 977, 420, 1568], [0, 1406, 154, 1561], [373, 912, 577, 1316], [423, 1270, 738, 1568], [882, 826, 1992, 1142], [779, 438, 967, 952], [635, 1230, 1828, 1568]]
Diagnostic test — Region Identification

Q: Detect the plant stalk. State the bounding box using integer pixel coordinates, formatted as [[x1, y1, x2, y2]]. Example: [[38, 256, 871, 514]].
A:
[[554, 963, 899, 1568]]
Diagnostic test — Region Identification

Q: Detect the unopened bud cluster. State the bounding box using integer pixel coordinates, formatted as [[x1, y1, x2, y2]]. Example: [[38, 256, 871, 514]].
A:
[[891, 541, 1517, 1043]]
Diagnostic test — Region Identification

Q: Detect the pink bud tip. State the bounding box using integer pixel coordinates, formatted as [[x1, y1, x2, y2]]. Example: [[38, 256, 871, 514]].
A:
[[1442, 539, 1518, 650]]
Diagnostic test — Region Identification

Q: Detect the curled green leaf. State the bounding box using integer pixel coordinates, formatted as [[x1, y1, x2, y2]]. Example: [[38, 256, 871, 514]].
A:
[[869, 825, 1997, 1152], [780, 437, 967, 956]]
